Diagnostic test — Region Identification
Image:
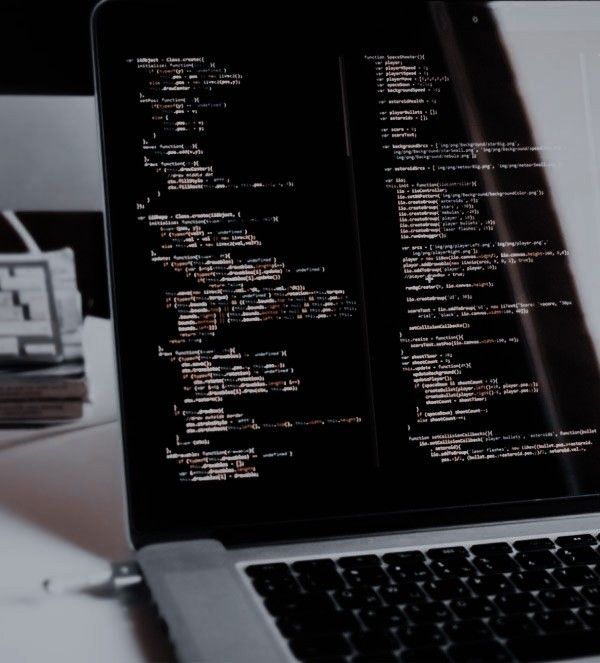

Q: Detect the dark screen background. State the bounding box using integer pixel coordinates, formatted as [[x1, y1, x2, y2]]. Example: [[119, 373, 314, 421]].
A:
[[0, 1, 96, 95]]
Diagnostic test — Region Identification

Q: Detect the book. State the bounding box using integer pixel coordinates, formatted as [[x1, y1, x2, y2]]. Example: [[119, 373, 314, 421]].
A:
[[0, 360, 87, 401], [0, 399, 83, 422]]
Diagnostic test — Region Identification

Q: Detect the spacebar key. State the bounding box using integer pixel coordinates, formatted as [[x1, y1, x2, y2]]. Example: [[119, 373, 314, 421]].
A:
[[507, 630, 600, 661]]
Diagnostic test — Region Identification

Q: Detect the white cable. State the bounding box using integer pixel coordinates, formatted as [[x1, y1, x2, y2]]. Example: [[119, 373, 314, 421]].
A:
[[2, 210, 42, 255]]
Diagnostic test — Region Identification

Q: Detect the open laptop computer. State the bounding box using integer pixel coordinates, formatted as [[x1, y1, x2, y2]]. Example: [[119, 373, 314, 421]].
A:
[[93, 1, 600, 660]]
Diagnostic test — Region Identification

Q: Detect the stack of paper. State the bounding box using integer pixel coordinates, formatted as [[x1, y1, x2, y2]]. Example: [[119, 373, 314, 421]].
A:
[[0, 247, 87, 424]]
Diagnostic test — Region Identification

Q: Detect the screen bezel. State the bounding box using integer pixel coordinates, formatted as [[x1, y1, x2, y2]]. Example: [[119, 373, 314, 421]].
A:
[[92, 0, 600, 549]]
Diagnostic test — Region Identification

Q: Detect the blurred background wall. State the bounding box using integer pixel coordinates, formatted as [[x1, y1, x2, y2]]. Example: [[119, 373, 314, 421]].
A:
[[0, 1, 102, 210]]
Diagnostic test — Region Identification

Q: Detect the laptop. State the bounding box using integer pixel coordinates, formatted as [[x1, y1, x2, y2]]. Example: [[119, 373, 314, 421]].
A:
[[93, 1, 600, 660]]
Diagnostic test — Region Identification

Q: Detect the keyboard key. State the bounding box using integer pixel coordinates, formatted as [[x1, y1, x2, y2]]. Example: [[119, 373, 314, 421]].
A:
[[448, 641, 511, 662], [344, 566, 389, 587], [334, 587, 380, 610], [467, 574, 514, 596], [293, 559, 336, 573], [495, 592, 541, 614], [553, 565, 598, 587], [253, 575, 300, 596], [579, 606, 600, 628], [380, 583, 425, 605], [337, 554, 380, 569], [293, 559, 346, 591], [353, 654, 396, 663], [402, 647, 449, 662], [538, 588, 584, 610], [513, 538, 554, 552], [298, 568, 346, 592], [507, 631, 600, 661], [387, 562, 433, 583], [359, 605, 406, 629], [470, 542, 512, 556], [265, 591, 334, 616], [299, 573, 345, 592], [405, 601, 452, 623], [289, 633, 351, 660], [534, 609, 582, 633], [351, 629, 398, 654], [427, 547, 469, 560], [450, 597, 497, 619], [430, 559, 476, 579], [556, 546, 599, 566], [490, 614, 538, 638], [424, 579, 470, 601], [245, 562, 289, 578], [473, 555, 518, 575], [444, 619, 493, 643], [555, 534, 596, 548], [581, 583, 600, 605], [277, 610, 360, 638], [515, 550, 559, 570], [399, 624, 446, 648], [511, 570, 556, 591], [383, 550, 425, 566]]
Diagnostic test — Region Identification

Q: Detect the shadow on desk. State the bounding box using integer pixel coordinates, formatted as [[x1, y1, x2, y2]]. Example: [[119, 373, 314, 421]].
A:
[[0, 307, 177, 661], [0, 422, 176, 661], [0, 422, 128, 559], [0, 315, 122, 557]]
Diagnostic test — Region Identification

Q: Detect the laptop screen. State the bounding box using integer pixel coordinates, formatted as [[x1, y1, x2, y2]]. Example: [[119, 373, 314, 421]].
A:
[[95, 1, 600, 542]]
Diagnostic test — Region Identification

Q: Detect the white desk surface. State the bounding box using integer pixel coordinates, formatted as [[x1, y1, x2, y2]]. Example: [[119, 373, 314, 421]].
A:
[[0, 421, 174, 662]]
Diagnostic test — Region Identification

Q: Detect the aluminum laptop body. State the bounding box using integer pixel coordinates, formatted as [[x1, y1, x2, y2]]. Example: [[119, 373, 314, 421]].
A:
[[93, 2, 600, 661]]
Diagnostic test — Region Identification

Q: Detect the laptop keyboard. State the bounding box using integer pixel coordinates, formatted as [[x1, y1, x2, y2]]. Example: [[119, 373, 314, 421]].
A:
[[244, 532, 600, 662]]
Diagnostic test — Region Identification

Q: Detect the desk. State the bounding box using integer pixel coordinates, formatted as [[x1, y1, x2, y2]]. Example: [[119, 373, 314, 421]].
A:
[[0, 321, 173, 660], [0, 421, 174, 662]]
